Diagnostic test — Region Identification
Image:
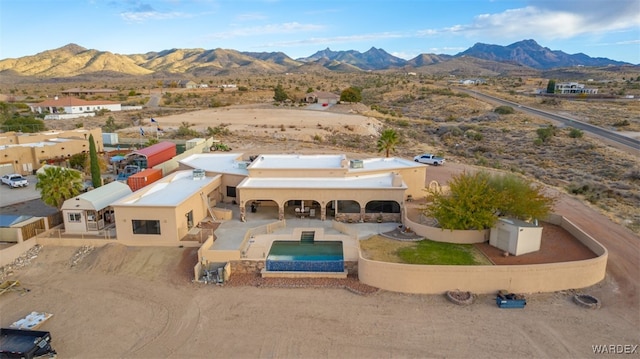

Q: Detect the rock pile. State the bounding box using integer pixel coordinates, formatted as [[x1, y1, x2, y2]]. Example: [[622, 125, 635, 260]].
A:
[[0, 245, 42, 281], [69, 245, 94, 267]]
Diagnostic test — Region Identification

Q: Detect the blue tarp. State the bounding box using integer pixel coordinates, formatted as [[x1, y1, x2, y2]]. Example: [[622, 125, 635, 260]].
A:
[[0, 214, 33, 228], [110, 155, 125, 163]]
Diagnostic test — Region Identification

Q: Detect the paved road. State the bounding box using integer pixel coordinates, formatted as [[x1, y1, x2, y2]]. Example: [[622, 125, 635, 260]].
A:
[[458, 88, 640, 155]]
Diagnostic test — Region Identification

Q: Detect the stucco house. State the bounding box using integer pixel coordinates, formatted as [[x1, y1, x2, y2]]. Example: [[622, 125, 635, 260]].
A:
[[61, 181, 132, 235], [111, 170, 222, 242], [555, 82, 598, 94], [61, 88, 118, 97], [0, 128, 104, 176], [104, 153, 425, 242], [30, 97, 121, 118], [177, 153, 426, 223], [162, 80, 197, 89], [305, 91, 340, 105]]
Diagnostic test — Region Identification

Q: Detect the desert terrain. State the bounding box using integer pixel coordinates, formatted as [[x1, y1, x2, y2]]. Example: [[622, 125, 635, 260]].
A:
[[2, 104, 639, 358]]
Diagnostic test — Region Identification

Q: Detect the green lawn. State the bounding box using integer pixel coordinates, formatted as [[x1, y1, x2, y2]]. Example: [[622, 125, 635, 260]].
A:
[[397, 239, 488, 265]]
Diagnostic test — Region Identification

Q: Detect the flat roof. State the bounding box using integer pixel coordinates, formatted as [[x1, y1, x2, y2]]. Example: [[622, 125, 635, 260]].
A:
[[238, 173, 405, 189], [249, 154, 346, 169], [177, 153, 421, 176], [178, 153, 248, 175], [348, 157, 423, 172], [113, 171, 219, 207]]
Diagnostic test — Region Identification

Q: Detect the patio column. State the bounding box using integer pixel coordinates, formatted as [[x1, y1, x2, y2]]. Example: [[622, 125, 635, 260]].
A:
[[360, 206, 365, 222], [320, 203, 326, 221], [240, 202, 246, 222], [278, 205, 284, 221]]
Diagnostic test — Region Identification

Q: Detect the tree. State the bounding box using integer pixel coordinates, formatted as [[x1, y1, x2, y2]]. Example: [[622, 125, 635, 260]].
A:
[[273, 84, 288, 102], [546, 79, 556, 94], [340, 87, 362, 103], [145, 138, 159, 146], [487, 173, 555, 221], [425, 171, 499, 230], [36, 166, 83, 209], [0, 115, 45, 133], [376, 128, 399, 158], [88, 134, 101, 188], [424, 171, 555, 230]]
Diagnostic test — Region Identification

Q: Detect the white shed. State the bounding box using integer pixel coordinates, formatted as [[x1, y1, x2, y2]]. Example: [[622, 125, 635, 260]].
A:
[[61, 181, 132, 234], [489, 218, 542, 256]]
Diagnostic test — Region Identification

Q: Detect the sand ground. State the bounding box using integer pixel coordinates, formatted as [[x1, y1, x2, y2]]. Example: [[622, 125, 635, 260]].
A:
[[1, 107, 639, 358]]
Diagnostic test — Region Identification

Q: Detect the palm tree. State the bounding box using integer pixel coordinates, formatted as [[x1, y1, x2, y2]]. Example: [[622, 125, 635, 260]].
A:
[[377, 128, 399, 158], [36, 166, 83, 209]]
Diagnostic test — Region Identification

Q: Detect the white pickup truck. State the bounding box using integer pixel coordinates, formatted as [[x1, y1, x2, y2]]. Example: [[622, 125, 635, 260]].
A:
[[413, 154, 445, 166], [1, 173, 29, 188]]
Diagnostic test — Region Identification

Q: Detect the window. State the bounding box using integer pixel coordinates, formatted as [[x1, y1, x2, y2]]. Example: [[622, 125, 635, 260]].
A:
[[132, 220, 161, 235], [226, 186, 237, 198], [365, 201, 400, 213], [68, 213, 82, 222], [186, 210, 194, 230]]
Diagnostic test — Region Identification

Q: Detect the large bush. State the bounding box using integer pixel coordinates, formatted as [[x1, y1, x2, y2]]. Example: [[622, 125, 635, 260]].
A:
[[424, 171, 555, 230]]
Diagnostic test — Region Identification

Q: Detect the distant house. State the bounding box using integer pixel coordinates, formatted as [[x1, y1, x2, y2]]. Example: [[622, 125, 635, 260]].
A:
[[305, 91, 340, 105], [61, 88, 118, 97], [459, 78, 486, 85], [163, 80, 197, 89], [555, 82, 598, 94], [29, 97, 121, 119]]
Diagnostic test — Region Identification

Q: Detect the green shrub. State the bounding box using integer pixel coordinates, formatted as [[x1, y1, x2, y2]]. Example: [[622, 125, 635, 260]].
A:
[[568, 128, 584, 138], [494, 106, 514, 114]]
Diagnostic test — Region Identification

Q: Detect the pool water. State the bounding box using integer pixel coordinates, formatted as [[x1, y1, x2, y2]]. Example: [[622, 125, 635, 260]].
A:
[[266, 240, 344, 272]]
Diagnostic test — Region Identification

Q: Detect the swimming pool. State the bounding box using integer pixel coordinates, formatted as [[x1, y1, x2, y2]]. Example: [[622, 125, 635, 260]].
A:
[[266, 240, 344, 272]]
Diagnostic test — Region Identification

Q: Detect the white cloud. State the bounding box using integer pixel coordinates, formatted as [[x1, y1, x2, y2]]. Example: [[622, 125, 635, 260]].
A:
[[120, 10, 191, 22], [416, 2, 640, 41], [236, 12, 268, 21]]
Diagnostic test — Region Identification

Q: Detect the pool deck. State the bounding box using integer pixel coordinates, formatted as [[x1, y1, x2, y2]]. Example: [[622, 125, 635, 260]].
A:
[[210, 203, 398, 258]]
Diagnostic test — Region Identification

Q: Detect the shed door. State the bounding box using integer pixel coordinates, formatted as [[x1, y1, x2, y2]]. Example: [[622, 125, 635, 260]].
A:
[[496, 228, 510, 252]]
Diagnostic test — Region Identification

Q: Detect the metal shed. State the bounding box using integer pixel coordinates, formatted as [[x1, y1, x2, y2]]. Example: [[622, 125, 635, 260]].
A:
[[489, 218, 542, 256]]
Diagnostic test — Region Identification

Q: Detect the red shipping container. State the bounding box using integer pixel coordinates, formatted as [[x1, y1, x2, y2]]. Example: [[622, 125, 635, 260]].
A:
[[127, 168, 163, 192], [133, 142, 177, 168]]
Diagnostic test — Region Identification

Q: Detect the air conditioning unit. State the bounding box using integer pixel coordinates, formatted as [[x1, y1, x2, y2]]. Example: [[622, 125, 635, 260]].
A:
[[193, 168, 206, 180], [350, 159, 363, 169], [237, 162, 249, 169]]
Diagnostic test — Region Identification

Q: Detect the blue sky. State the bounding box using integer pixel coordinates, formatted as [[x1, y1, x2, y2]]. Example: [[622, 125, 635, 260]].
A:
[[1, 0, 639, 63]]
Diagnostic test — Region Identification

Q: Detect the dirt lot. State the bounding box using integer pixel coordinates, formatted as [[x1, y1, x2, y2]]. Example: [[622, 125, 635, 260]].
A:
[[1, 107, 639, 358]]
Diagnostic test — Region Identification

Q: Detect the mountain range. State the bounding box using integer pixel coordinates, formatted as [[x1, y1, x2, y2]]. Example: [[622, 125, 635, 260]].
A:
[[0, 39, 634, 79]]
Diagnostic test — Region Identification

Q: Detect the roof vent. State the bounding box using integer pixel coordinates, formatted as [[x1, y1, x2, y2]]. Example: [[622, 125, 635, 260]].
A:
[[237, 162, 248, 169], [349, 159, 363, 169], [193, 169, 205, 180]]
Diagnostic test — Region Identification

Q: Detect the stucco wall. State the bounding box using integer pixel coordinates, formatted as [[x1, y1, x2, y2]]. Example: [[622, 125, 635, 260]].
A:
[[404, 215, 488, 244], [358, 214, 607, 294]]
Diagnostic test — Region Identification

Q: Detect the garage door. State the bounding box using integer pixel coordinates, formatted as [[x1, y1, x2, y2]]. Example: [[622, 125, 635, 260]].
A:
[[0, 163, 14, 176]]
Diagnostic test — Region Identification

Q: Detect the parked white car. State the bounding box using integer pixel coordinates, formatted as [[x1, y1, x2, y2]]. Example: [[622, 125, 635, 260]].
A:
[[1, 174, 29, 188], [413, 154, 445, 166]]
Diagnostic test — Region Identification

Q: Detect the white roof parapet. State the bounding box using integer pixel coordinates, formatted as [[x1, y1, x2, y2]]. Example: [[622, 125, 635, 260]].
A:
[[113, 171, 219, 207], [237, 173, 406, 189], [178, 153, 247, 175], [249, 154, 346, 169]]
